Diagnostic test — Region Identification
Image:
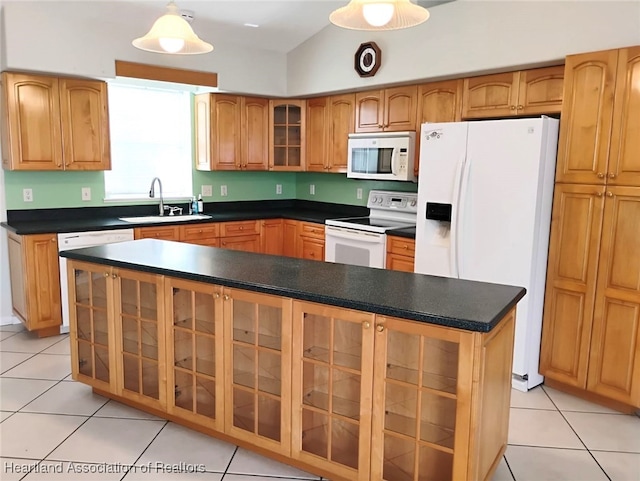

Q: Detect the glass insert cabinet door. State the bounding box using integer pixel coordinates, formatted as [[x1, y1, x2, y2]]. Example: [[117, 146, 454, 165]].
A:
[[291, 301, 375, 481], [166, 278, 224, 431], [114, 269, 166, 409], [270, 100, 305, 171], [225, 289, 292, 454], [370, 317, 473, 481], [69, 261, 114, 391]]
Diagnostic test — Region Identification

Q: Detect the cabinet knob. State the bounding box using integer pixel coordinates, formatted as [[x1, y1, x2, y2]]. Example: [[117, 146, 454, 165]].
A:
[[198, 229, 203, 233], [596, 192, 603, 197], [362, 321, 371, 329], [597, 172, 605, 179], [517, 105, 524, 110], [222, 241, 227, 246], [103, 272, 109, 278], [310, 252, 315, 257], [376, 324, 385, 333], [608, 172, 616, 179], [510, 105, 517, 111], [112, 273, 117, 279], [239, 226, 244, 230], [214, 293, 220, 299], [223, 294, 230, 301], [606, 191, 614, 198], [402, 245, 408, 250]]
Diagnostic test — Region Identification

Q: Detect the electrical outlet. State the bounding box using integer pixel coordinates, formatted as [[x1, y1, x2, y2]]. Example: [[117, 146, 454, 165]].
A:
[[201, 185, 213, 197], [356, 188, 363, 200], [276, 184, 282, 195], [221, 185, 228, 197], [309, 184, 315, 195], [81, 187, 91, 201], [23, 188, 33, 202]]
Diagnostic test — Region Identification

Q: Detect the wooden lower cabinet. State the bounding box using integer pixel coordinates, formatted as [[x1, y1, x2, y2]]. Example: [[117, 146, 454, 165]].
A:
[[283, 220, 298, 257], [68, 261, 515, 481], [261, 219, 284, 255], [7, 232, 62, 335], [541, 184, 640, 408], [165, 278, 225, 431], [225, 288, 292, 455], [291, 302, 375, 480], [134, 226, 180, 241], [386, 236, 416, 273], [298, 222, 325, 261]]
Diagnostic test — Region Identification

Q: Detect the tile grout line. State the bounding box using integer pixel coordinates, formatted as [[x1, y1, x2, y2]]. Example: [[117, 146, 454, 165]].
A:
[[116, 419, 170, 481], [541, 385, 612, 481]]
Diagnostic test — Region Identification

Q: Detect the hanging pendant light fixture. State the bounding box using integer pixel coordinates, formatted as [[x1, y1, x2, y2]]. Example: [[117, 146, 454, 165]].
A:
[[132, 1, 213, 55], [330, 0, 430, 30]]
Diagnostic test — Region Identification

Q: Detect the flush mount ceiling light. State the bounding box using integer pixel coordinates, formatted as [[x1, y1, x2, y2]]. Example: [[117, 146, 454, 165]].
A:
[[330, 0, 430, 30], [132, 1, 213, 55]]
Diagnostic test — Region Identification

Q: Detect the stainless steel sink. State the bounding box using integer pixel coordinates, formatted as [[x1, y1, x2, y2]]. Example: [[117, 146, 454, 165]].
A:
[[119, 214, 212, 223]]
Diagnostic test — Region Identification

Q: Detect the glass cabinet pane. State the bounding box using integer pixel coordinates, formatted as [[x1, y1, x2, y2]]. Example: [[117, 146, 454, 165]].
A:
[[230, 294, 284, 446], [170, 285, 219, 424], [91, 272, 107, 308], [273, 105, 287, 124], [422, 338, 458, 394], [288, 105, 301, 124], [387, 330, 420, 385], [383, 434, 415, 481], [75, 270, 90, 304], [299, 308, 366, 470]]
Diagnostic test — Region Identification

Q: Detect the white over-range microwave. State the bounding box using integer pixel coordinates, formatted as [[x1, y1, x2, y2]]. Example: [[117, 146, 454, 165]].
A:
[[347, 131, 417, 182]]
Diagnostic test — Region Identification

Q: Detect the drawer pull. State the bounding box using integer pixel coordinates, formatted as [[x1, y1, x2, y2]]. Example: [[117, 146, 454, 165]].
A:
[[376, 324, 385, 333], [362, 321, 371, 329]]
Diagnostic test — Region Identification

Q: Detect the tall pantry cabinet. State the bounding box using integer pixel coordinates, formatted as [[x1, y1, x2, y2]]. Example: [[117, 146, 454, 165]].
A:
[[540, 46, 640, 409]]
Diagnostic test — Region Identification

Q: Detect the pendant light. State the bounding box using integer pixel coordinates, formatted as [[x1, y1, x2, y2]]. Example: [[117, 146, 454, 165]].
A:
[[330, 0, 430, 30], [132, 1, 213, 55]]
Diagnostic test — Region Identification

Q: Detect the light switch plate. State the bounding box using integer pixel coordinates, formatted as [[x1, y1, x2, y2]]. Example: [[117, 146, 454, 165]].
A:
[[221, 185, 228, 197], [357, 188, 363, 200], [81, 187, 91, 201], [276, 184, 282, 195], [201, 185, 213, 197], [310, 184, 315, 195]]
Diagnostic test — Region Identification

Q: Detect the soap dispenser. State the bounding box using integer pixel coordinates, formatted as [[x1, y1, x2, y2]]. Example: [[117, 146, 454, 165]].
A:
[[191, 196, 198, 214], [197, 194, 204, 214]]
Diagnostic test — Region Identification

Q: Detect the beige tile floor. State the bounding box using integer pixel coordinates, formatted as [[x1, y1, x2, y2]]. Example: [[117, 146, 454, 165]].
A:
[[1, 323, 639, 481]]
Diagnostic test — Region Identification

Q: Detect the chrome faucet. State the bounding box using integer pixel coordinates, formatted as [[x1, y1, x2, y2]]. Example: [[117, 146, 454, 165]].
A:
[[149, 177, 165, 216]]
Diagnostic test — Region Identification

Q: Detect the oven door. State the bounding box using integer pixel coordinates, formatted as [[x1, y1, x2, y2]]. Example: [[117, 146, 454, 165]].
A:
[[324, 225, 386, 269]]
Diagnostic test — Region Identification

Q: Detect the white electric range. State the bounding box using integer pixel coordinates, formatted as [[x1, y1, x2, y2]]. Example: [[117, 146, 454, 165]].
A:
[[325, 190, 417, 269]]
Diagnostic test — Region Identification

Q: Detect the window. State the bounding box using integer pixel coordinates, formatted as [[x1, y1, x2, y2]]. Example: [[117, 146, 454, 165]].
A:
[[104, 83, 192, 200]]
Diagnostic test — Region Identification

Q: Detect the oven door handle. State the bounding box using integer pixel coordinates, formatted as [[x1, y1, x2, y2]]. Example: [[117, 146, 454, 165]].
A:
[[325, 226, 384, 243]]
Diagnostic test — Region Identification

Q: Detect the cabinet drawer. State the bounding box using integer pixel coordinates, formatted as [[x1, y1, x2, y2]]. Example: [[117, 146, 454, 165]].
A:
[[220, 220, 260, 236], [386, 253, 415, 272], [299, 222, 325, 239], [299, 237, 324, 261], [134, 226, 180, 241], [387, 236, 415, 256], [180, 223, 220, 241], [182, 238, 221, 248], [220, 234, 260, 252]]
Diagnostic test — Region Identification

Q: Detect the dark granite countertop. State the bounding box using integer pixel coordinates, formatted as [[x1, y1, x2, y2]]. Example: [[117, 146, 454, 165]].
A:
[[60, 239, 525, 333], [2, 200, 367, 235], [387, 226, 416, 239]]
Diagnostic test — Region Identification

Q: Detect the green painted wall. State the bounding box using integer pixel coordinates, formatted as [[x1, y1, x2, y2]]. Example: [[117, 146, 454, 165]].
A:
[[296, 172, 417, 206], [3, 169, 416, 210]]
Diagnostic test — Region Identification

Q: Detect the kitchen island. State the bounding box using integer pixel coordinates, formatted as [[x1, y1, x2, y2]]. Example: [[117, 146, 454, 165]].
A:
[[61, 239, 525, 481]]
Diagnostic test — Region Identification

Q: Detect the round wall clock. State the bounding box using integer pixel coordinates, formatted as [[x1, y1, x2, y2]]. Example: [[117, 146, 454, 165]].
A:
[[354, 42, 381, 78]]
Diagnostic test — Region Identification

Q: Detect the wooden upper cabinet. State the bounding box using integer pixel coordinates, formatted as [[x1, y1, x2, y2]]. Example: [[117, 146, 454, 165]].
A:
[[355, 86, 416, 132], [195, 93, 241, 171], [269, 99, 305, 171], [416, 79, 463, 125], [241, 96, 269, 170], [2, 72, 110, 171], [587, 186, 640, 406], [59, 78, 111, 170], [540, 184, 605, 388], [608, 47, 640, 186], [555, 49, 619, 184], [462, 67, 564, 119], [305, 97, 328, 172], [327, 93, 355, 172], [518, 66, 564, 115], [415, 79, 463, 175], [462, 72, 519, 119]]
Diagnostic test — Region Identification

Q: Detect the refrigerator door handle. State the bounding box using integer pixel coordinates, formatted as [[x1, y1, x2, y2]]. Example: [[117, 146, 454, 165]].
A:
[[450, 156, 466, 278], [457, 158, 472, 278]]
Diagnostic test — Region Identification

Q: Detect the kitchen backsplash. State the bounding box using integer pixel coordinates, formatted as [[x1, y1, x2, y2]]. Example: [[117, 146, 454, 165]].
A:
[[3, 170, 417, 210]]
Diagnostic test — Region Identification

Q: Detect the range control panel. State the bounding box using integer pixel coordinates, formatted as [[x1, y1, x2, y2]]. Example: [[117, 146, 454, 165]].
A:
[[367, 190, 418, 214]]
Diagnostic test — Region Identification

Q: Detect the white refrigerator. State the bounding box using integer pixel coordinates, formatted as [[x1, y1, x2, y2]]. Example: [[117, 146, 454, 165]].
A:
[[414, 117, 559, 391]]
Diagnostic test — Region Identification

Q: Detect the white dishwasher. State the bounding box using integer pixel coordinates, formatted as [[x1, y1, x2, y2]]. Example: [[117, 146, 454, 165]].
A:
[[58, 229, 134, 332]]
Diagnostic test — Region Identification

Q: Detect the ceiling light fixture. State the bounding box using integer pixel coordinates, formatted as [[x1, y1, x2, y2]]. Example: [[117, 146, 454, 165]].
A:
[[132, 1, 213, 55], [330, 0, 430, 30]]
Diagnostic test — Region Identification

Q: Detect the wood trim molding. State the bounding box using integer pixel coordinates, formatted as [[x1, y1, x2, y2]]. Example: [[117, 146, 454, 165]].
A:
[[115, 61, 218, 88]]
